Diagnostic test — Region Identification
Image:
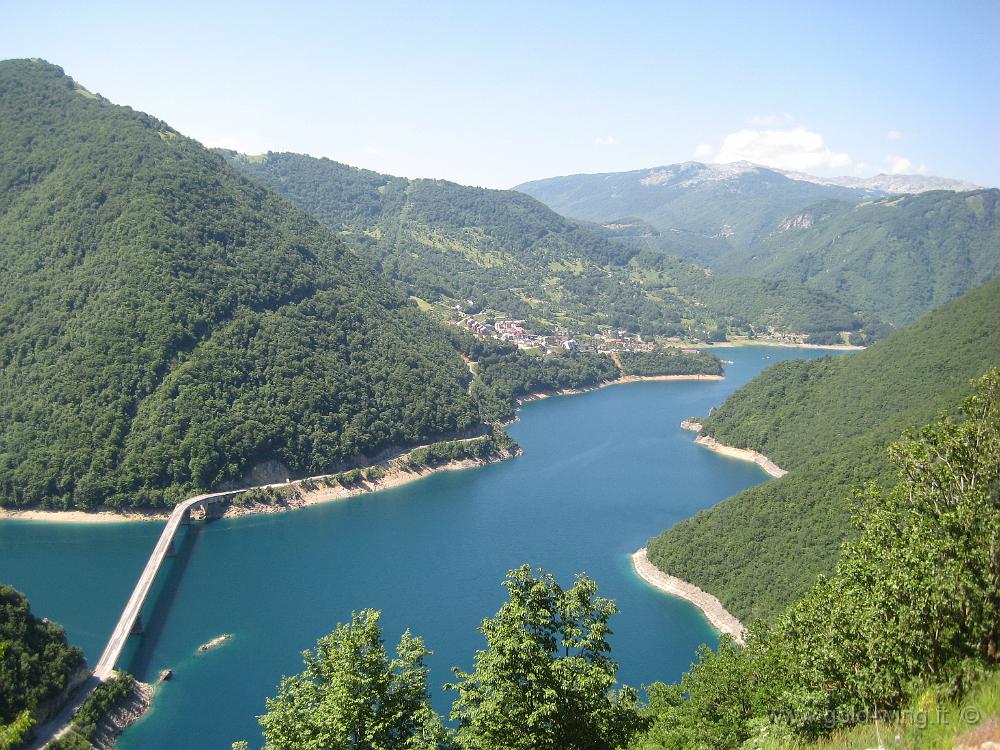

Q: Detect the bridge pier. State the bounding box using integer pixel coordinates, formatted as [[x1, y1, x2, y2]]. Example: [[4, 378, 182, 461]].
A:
[[165, 539, 175, 557], [179, 509, 191, 525], [201, 501, 225, 520], [130, 615, 143, 636]]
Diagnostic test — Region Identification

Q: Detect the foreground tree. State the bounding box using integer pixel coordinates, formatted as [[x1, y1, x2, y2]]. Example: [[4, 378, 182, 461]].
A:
[[239, 609, 448, 750], [448, 565, 645, 750]]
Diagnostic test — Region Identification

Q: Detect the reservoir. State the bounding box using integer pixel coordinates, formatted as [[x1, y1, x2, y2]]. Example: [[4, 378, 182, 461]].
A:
[[0, 346, 845, 748]]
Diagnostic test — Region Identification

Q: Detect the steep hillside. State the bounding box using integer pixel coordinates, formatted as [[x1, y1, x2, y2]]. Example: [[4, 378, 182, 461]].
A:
[[719, 190, 1000, 325], [515, 162, 876, 263], [223, 151, 689, 335], [647, 275, 1000, 621], [0, 60, 483, 510], [224, 152, 867, 338]]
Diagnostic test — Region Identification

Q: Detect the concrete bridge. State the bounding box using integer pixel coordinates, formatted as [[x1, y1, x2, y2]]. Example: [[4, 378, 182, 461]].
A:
[[29, 488, 246, 749], [92, 489, 244, 679]]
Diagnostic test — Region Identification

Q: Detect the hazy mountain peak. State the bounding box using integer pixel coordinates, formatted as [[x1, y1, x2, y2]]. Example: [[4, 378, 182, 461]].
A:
[[777, 168, 980, 194]]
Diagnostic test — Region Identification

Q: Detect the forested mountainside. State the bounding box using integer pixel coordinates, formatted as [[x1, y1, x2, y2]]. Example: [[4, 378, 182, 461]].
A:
[[647, 274, 1000, 622], [0, 60, 485, 510], [636, 374, 1000, 749], [222, 151, 868, 338], [715, 189, 1000, 325], [515, 161, 877, 264]]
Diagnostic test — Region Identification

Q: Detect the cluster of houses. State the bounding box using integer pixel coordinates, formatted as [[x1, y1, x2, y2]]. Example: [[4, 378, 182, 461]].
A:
[[459, 316, 494, 336], [455, 314, 684, 356], [593, 330, 656, 354], [453, 316, 582, 352]]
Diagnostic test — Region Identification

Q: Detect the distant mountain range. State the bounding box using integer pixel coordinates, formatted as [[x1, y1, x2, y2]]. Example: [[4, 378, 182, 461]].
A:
[[776, 166, 980, 194], [517, 162, 1000, 327]]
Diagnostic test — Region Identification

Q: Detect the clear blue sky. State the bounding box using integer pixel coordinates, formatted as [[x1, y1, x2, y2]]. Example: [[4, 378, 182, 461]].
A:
[[3, 1, 998, 188]]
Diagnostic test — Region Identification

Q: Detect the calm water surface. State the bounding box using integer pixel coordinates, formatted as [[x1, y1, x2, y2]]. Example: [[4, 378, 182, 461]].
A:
[[0, 346, 845, 748]]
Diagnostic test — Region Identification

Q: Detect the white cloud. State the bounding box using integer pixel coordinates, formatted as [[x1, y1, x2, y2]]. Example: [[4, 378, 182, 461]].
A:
[[887, 130, 904, 141], [693, 143, 714, 159], [712, 128, 852, 172], [593, 135, 618, 146], [366, 146, 383, 156], [884, 154, 926, 174]]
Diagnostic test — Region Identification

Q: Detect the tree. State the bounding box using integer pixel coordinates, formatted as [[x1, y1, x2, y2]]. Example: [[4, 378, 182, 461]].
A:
[[448, 565, 645, 750], [0, 641, 33, 750], [0, 586, 84, 737], [244, 609, 448, 750]]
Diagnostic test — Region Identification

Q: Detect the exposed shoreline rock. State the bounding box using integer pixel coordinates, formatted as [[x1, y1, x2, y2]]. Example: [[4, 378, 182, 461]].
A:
[[680, 420, 787, 478], [631, 548, 746, 644], [197, 634, 232, 653], [89, 678, 153, 750]]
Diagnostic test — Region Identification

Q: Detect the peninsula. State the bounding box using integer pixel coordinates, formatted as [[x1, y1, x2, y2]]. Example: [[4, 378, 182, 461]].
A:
[[680, 420, 786, 478], [631, 548, 746, 644]]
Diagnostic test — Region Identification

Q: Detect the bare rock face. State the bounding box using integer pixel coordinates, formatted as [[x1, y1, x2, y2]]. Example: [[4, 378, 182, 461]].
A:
[[226, 459, 292, 488]]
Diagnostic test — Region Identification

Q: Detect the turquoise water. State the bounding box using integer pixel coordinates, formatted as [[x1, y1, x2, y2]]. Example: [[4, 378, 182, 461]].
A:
[[0, 346, 844, 748]]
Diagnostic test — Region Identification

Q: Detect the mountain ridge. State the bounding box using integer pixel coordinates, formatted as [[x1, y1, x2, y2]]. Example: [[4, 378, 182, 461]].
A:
[[516, 160, 979, 196], [222, 150, 873, 339]]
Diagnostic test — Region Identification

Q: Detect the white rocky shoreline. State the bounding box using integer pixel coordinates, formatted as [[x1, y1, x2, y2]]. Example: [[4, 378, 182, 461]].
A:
[[631, 548, 746, 644], [680, 420, 787, 478]]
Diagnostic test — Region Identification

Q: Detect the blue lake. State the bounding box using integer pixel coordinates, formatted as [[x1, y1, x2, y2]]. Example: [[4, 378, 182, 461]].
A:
[[0, 346, 845, 748]]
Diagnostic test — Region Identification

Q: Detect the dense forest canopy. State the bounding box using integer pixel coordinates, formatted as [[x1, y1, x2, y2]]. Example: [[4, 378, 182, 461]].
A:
[[0, 59, 486, 510], [637, 373, 1000, 748], [648, 274, 1000, 621], [714, 189, 1000, 326]]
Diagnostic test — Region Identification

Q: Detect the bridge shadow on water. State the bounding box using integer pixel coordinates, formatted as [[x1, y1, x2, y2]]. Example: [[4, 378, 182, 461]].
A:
[[120, 520, 207, 679]]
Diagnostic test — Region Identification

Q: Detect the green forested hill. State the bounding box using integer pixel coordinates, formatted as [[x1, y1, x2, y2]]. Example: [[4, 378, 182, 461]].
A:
[[647, 274, 1000, 621], [0, 60, 484, 510], [223, 151, 867, 338], [717, 190, 1000, 325], [223, 151, 691, 335]]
